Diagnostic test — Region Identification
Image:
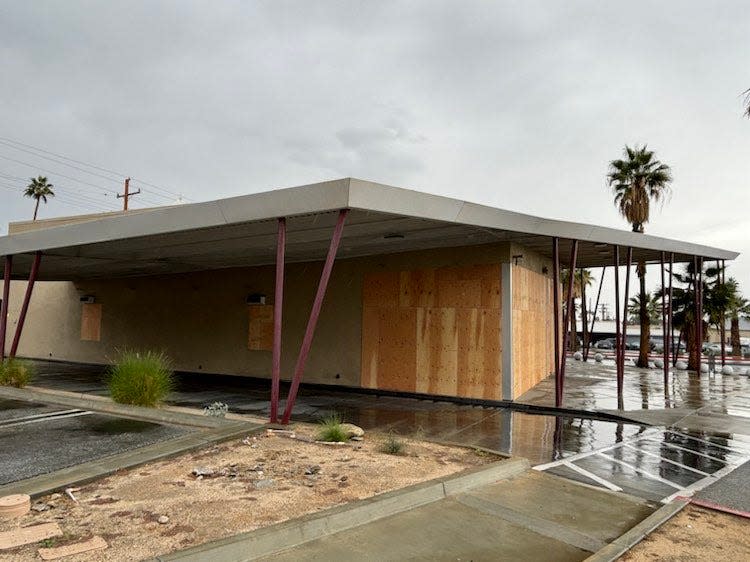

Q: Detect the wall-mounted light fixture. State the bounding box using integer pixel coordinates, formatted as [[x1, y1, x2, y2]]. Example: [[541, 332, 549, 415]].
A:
[[512, 254, 523, 265], [246, 293, 267, 305], [80, 295, 96, 304]]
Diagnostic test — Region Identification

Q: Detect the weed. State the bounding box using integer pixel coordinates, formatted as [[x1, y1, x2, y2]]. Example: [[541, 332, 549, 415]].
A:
[[379, 432, 406, 455], [316, 412, 348, 442], [0, 358, 34, 388], [107, 350, 174, 407]]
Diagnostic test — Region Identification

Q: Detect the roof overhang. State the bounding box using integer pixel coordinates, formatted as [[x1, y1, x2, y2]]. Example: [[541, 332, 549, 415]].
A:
[[0, 178, 739, 281]]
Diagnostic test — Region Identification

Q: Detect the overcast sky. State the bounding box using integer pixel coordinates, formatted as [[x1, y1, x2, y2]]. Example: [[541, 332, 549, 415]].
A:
[[0, 1, 748, 307]]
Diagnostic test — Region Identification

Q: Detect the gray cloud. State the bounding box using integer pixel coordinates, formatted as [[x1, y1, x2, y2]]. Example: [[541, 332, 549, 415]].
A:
[[0, 0, 748, 302]]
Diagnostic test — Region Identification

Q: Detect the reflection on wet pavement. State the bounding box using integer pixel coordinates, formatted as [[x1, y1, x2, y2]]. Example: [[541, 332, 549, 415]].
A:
[[518, 359, 750, 413], [26, 360, 750, 503]]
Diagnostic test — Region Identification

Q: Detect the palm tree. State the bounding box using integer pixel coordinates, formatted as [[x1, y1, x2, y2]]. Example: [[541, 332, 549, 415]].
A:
[[607, 145, 672, 368], [24, 176, 55, 220], [725, 278, 750, 357], [670, 262, 727, 370], [627, 293, 661, 325], [562, 268, 595, 351]]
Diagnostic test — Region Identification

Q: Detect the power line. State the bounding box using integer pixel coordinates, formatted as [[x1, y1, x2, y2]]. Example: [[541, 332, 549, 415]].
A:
[[0, 153, 120, 195], [0, 136, 192, 202], [0, 176, 121, 211]]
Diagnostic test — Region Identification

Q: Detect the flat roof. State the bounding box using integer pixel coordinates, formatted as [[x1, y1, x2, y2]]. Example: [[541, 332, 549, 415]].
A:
[[0, 178, 739, 280]]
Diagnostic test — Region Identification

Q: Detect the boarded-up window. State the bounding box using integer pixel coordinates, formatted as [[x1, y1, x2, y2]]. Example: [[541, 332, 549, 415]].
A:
[[80, 303, 102, 342], [362, 264, 502, 400], [248, 304, 274, 351]]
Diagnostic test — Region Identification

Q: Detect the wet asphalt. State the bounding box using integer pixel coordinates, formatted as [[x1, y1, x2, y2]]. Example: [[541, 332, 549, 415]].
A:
[[0, 398, 192, 485]]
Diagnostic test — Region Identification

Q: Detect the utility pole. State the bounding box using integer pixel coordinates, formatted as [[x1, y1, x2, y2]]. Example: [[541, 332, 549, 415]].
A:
[[116, 177, 140, 211]]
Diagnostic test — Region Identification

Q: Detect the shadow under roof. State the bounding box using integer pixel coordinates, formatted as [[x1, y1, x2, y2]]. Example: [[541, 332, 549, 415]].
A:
[[0, 178, 739, 281]]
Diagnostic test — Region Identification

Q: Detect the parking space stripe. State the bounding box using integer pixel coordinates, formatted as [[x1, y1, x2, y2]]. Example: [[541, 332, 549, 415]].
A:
[[621, 443, 712, 476], [0, 409, 83, 427], [0, 411, 93, 429], [596, 452, 683, 490], [638, 436, 730, 463], [561, 461, 623, 492], [664, 429, 750, 454]]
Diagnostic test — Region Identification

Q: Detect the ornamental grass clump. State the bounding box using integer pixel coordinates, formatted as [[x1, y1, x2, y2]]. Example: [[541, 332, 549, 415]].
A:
[[108, 351, 174, 407], [0, 358, 34, 388], [317, 412, 348, 442], [379, 432, 406, 455]]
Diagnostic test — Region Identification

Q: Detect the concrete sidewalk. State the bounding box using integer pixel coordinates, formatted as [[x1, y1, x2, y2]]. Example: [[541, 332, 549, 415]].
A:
[[257, 471, 654, 562]]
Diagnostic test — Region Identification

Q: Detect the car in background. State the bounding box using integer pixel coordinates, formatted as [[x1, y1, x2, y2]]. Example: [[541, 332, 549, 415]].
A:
[[593, 338, 616, 349]]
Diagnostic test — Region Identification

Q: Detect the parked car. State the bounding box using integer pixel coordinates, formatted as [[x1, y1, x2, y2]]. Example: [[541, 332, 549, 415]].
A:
[[594, 338, 616, 349]]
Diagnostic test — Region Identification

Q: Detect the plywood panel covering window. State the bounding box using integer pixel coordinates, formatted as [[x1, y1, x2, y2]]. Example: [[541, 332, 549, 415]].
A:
[[80, 303, 102, 342], [511, 265, 555, 398], [248, 304, 274, 351], [362, 264, 502, 400]]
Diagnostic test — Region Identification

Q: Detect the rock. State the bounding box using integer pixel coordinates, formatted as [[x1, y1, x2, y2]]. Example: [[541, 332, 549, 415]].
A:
[[675, 360, 688, 370], [721, 366, 734, 375], [31, 503, 51, 512], [49, 494, 62, 501], [191, 467, 215, 478], [339, 423, 365, 439], [594, 353, 604, 363], [254, 479, 275, 490], [350, 436, 363, 442], [573, 351, 583, 361], [654, 359, 664, 369], [304, 465, 322, 475], [700, 364, 709, 374], [340, 475, 348, 482], [157, 515, 169, 524]]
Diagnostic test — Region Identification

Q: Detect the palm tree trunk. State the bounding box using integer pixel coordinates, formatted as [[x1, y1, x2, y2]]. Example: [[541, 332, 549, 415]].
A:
[[637, 260, 650, 367], [686, 319, 699, 371], [570, 302, 578, 352], [33, 197, 40, 221], [731, 317, 741, 357]]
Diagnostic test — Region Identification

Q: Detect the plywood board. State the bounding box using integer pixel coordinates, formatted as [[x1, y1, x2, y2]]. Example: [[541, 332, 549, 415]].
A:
[[362, 263, 502, 400], [512, 265, 554, 398], [80, 303, 102, 342], [248, 304, 274, 351], [0, 522, 62, 550]]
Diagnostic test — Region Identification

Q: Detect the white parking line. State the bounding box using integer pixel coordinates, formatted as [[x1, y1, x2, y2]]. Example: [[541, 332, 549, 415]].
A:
[[621, 443, 711, 476], [638, 436, 730, 463], [0, 411, 93, 429], [596, 452, 683, 490], [0, 409, 83, 427], [665, 429, 750, 455], [561, 461, 623, 492]]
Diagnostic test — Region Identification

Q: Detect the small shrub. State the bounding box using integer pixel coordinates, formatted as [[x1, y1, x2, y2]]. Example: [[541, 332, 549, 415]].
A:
[[317, 413, 348, 442], [0, 358, 34, 388], [204, 401, 229, 417], [379, 432, 406, 455], [107, 350, 174, 407]]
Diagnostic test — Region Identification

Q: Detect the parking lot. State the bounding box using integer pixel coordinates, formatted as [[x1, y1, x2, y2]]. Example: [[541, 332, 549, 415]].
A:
[[0, 398, 193, 485]]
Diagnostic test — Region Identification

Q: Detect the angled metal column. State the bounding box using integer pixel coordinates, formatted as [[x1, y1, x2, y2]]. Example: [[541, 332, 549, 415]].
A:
[[269, 217, 286, 424], [620, 247, 633, 395], [281, 209, 348, 424], [667, 253, 674, 366], [585, 266, 606, 362], [0, 255, 12, 361], [695, 257, 703, 374], [613, 245, 622, 406], [9, 252, 42, 358], [660, 252, 669, 389], [559, 240, 579, 400], [552, 237, 562, 407], [719, 259, 726, 367], [580, 266, 588, 361]]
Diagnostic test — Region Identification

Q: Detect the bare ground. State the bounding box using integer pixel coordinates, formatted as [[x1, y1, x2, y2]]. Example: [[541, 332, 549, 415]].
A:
[[620, 505, 750, 561], [0, 424, 497, 561]]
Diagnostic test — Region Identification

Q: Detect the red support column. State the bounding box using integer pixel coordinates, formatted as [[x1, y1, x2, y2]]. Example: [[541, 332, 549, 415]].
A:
[[719, 259, 726, 367], [580, 266, 588, 362], [9, 252, 42, 358], [697, 257, 704, 374], [613, 245, 622, 407], [269, 217, 286, 424], [585, 266, 606, 362], [660, 252, 669, 389], [0, 255, 12, 361], [667, 253, 674, 365], [552, 237, 562, 407], [621, 247, 633, 394], [559, 240, 579, 399], [281, 209, 348, 424]]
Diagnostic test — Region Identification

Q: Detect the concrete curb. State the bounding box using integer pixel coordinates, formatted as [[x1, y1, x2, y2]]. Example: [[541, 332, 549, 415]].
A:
[[152, 457, 530, 562], [0, 385, 232, 429], [0, 422, 263, 498], [583, 498, 689, 562]]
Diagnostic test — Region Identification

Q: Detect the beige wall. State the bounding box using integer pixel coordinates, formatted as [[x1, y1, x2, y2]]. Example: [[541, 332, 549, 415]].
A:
[[6, 243, 535, 391]]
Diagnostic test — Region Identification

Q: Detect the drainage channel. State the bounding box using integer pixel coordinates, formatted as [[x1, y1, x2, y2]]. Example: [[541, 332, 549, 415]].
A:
[[0, 409, 92, 429], [534, 426, 750, 503]]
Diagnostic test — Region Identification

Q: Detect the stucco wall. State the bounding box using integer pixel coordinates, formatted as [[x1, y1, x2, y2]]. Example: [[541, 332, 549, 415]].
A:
[[5, 242, 524, 389]]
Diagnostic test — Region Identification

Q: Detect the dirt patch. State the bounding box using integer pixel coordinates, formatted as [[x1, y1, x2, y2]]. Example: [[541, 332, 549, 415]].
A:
[[620, 505, 750, 561], [0, 425, 497, 561]]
